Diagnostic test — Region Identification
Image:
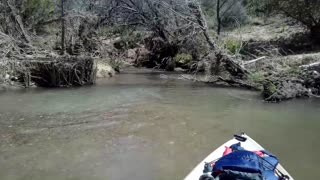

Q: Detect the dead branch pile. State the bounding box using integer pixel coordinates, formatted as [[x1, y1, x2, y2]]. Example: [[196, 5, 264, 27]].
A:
[[0, 6, 99, 88], [1, 29, 96, 88], [261, 67, 320, 102], [2, 54, 97, 88], [24, 56, 96, 87]]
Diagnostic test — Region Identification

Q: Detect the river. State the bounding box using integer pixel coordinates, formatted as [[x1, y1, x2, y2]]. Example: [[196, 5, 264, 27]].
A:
[[0, 68, 319, 180]]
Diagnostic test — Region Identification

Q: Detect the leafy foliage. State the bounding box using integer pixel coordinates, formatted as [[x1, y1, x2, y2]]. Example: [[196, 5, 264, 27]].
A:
[[244, 0, 270, 16], [268, 0, 320, 25], [203, 0, 248, 29], [174, 53, 193, 65], [22, 0, 55, 29], [251, 0, 320, 41]]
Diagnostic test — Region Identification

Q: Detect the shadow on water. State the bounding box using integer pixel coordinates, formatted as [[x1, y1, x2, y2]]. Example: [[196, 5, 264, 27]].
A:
[[0, 68, 320, 180]]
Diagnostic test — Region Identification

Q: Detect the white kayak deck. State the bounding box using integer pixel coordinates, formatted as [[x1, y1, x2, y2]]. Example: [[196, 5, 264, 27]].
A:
[[184, 134, 293, 180]]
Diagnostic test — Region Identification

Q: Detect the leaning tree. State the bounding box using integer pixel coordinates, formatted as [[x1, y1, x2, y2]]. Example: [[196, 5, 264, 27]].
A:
[[266, 0, 320, 42], [110, 0, 249, 77]]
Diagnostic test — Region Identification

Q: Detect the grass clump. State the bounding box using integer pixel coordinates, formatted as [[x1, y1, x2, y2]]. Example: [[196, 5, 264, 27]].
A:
[[282, 67, 303, 79], [249, 72, 266, 84], [224, 40, 242, 54]]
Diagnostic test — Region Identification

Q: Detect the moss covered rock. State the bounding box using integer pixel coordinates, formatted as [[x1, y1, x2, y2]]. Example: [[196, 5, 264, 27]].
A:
[[96, 61, 115, 78], [174, 53, 193, 69]]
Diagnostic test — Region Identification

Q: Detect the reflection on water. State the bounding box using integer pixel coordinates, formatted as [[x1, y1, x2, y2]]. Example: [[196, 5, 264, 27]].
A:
[[0, 69, 320, 180]]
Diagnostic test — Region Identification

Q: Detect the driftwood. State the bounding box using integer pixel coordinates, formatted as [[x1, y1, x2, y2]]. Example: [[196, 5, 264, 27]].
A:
[[243, 56, 267, 65], [300, 61, 320, 74], [300, 61, 320, 69]]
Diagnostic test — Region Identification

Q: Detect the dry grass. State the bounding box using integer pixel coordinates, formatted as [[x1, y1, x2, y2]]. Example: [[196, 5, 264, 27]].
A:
[[245, 52, 320, 74], [222, 16, 305, 43]]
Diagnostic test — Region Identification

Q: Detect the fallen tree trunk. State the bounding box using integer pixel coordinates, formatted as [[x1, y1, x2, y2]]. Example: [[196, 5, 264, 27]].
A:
[[217, 76, 259, 90], [188, 2, 249, 78], [181, 74, 259, 90]]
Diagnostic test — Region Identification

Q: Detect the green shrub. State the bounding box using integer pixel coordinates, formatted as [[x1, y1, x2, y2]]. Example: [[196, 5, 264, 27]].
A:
[[249, 72, 266, 84], [174, 53, 193, 65], [22, 0, 55, 27], [262, 80, 277, 98], [245, 0, 271, 16], [286, 67, 302, 77], [203, 0, 248, 28]]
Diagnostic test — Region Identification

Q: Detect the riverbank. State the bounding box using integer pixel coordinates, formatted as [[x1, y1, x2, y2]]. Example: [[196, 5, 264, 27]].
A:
[[224, 17, 320, 102], [99, 17, 320, 102], [164, 17, 320, 102], [1, 15, 320, 102]]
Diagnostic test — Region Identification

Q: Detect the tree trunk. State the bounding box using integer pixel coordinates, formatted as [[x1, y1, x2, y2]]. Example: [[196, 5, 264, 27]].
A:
[[60, 0, 66, 55], [216, 0, 221, 35], [310, 25, 320, 43]]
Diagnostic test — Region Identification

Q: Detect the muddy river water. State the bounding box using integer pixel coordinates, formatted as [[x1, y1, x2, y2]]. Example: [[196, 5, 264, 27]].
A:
[[0, 69, 320, 180]]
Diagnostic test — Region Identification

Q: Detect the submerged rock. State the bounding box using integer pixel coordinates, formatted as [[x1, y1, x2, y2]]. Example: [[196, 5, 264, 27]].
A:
[[5, 74, 10, 80]]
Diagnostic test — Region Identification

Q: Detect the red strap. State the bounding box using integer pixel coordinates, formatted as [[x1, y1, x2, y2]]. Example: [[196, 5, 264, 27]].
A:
[[223, 147, 233, 156], [253, 151, 265, 157]]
